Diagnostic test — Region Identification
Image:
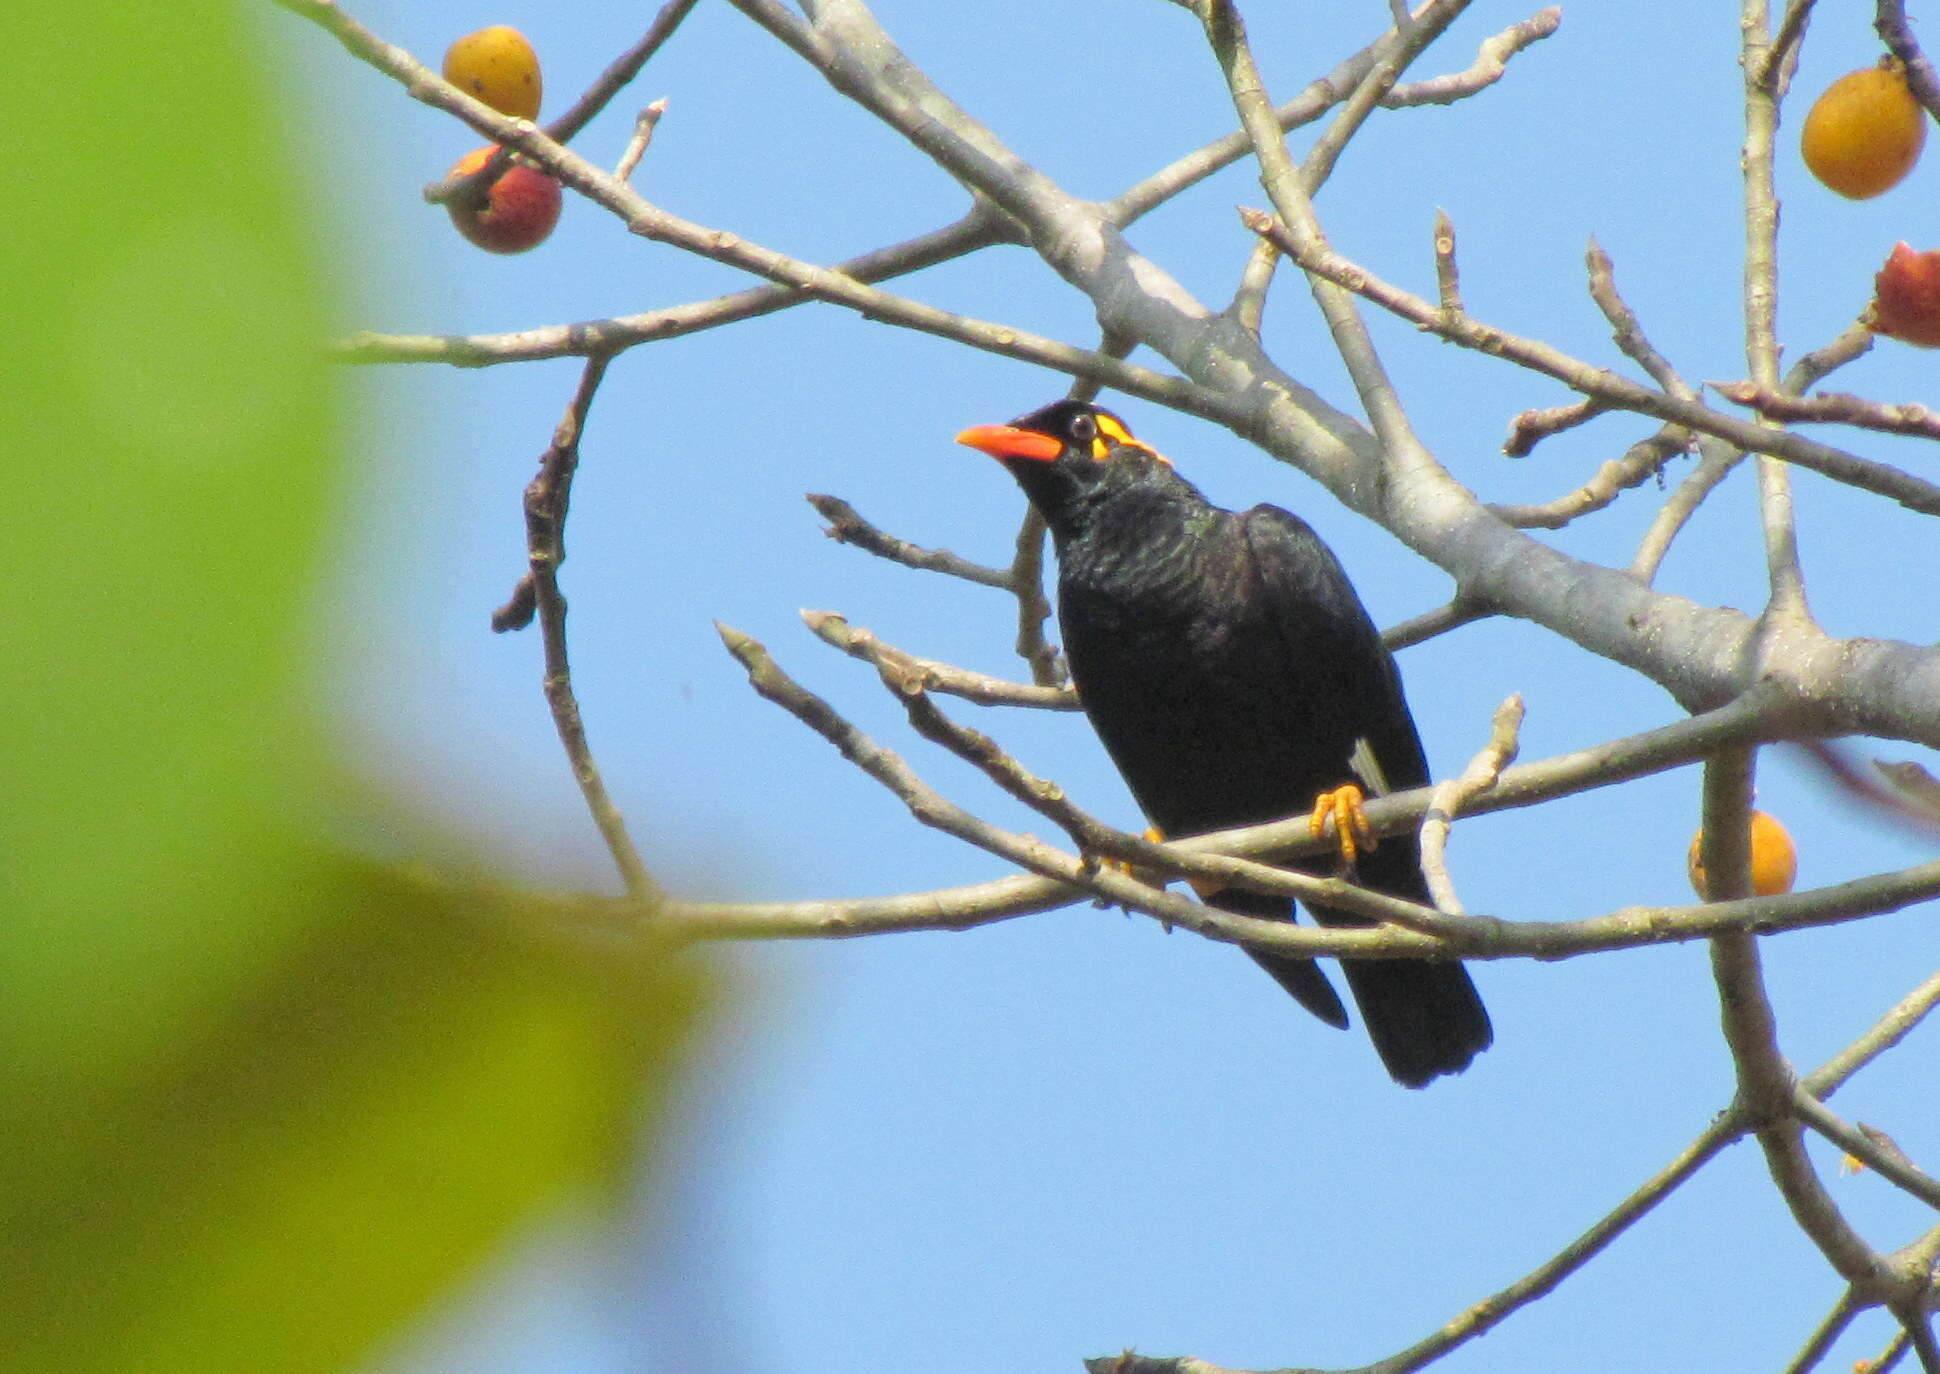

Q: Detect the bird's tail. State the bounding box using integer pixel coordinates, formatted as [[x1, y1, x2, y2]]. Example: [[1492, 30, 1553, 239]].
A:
[[1328, 941, 1492, 1089], [1313, 836, 1492, 1088], [1218, 853, 1491, 1088], [1213, 888, 1352, 1030]]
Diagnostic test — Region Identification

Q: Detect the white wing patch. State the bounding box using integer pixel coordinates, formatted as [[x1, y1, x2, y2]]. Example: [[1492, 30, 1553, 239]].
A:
[[1347, 736, 1392, 797]]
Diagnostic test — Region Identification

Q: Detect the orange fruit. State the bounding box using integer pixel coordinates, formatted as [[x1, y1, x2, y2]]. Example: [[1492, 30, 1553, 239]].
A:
[[1688, 810, 1798, 900], [1801, 63, 1925, 199], [444, 146, 561, 254], [442, 25, 543, 121]]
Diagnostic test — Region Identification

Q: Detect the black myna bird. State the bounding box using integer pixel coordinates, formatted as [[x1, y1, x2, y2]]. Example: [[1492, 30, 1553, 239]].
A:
[[956, 400, 1490, 1087]]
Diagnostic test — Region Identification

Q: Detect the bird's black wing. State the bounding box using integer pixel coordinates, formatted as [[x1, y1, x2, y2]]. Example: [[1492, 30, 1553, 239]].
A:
[[1238, 504, 1430, 799], [1239, 504, 1493, 1087]]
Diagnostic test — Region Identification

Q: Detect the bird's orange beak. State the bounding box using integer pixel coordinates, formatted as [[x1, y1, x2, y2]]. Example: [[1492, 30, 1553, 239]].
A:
[[954, 424, 1062, 463]]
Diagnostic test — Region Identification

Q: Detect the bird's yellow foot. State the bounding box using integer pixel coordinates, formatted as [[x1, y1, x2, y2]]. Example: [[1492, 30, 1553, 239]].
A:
[[1144, 826, 1229, 900], [1108, 826, 1224, 900], [1309, 783, 1376, 870], [1098, 827, 1169, 880]]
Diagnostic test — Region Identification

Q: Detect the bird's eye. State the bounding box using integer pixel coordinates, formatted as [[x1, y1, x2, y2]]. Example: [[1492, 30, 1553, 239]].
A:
[[1069, 414, 1096, 444]]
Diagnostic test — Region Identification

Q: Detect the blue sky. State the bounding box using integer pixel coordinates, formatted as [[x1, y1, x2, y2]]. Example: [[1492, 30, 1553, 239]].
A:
[[271, 2, 1940, 1369]]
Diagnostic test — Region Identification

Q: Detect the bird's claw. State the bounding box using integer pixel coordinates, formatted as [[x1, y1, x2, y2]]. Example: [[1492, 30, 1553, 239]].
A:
[[1108, 826, 1225, 901], [1308, 783, 1376, 870], [1095, 827, 1180, 885]]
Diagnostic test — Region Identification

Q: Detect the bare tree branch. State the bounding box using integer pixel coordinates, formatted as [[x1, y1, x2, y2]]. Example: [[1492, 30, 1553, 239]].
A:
[[1110, 4, 1558, 221], [1381, 597, 1491, 650], [340, 209, 1010, 366], [1240, 208, 1940, 520], [1714, 383, 1940, 441], [1785, 320, 1877, 394], [613, 98, 668, 183], [803, 611, 1077, 711], [1493, 427, 1688, 529], [673, 689, 1787, 942], [1782, 1289, 1862, 1374], [288, 0, 1940, 759], [1878, 0, 1940, 124], [1791, 1089, 1940, 1213], [1501, 398, 1612, 459], [807, 493, 1012, 590], [489, 355, 657, 902], [1630, 439, 1743, 583], [1586, 238, 1692, 397], [1741, 1, 1810, 622], [1418, 695, 1522, 914], [1703, 743, 1888, 1294]]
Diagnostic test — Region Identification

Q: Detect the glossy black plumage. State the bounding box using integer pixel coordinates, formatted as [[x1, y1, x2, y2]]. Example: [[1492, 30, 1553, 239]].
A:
[[959, 400, 1491, 1087]]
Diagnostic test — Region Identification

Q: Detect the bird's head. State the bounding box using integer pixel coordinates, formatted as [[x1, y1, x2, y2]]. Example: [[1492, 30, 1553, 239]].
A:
[[955, 400, 1177, 538]]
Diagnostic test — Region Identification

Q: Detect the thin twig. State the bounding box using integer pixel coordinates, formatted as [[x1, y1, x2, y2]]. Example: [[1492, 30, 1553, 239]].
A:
[[1109, 4, 1559, 222], [1433, 208, 1462, 314], [1299, 52, 1405, 191], [615, 98, 669, 183], [1383, 7, 1561, 106], [1785, 320, 1877, 394], [1381, 596, 1491, 650], [1502, 398, 1610, 457], [1230, 236, 1281, 338], [1807, 971, 1940, 1097], [1705, 744, 1889, 1293], [1713, 383, 1940, 441], [1203, 0, 1428, 472], [1239, 207, 1940, 517], [1066, 329, 1140, 406], [666, 840, 1940, 956], [1494, 427, 1689, 530], [807, 493, 1012, 588], [1419, 695, 1523, 914], [802, 611, 1078, 711], [1010, 507, 1064, 687], [1760, 0, 1818, 94], [1875, 1324, 1916, 1373], [1792, 1089, 1940, 1212], [1587, 238, 1693, 397], [491, 355, 656, 901], [548, 0, 697, 148], [1630, 438, 1743, 583], [1782, 1289, 1863, 1374], [1878, 1, 1940, 125], [343, 210, 1008, 366], [1744, 0, 1811, 623]]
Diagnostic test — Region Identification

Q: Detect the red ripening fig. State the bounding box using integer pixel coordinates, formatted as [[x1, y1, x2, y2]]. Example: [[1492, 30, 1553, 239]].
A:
[[442, 26, 542, 121], [444, 146, 562, 254], [1800, 61, 1927, 199], [1871, 242, 1940, 346]]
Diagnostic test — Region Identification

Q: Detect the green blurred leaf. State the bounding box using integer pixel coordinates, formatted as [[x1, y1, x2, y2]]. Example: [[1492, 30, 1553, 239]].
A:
[[0, 7, 713, 1370], [8, 860, 707, 1373]]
